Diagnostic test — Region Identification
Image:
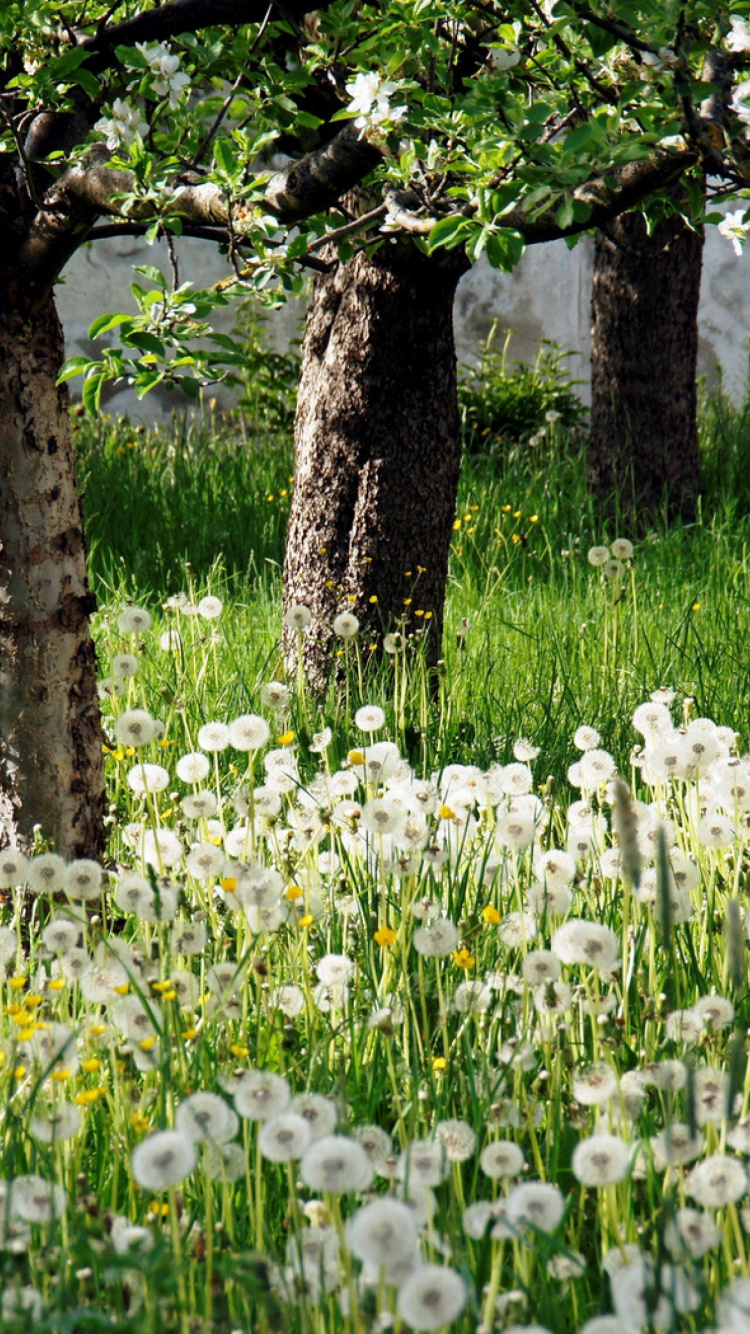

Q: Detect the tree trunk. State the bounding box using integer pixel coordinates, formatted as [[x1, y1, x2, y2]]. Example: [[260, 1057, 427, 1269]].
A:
[[589, 211, 703, 521], [283, 243, 467, 689], [0, 283, 105, 858]]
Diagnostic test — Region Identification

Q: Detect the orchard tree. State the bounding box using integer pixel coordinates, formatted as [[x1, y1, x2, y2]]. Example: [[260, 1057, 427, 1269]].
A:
[[2, 0, 750, 852]]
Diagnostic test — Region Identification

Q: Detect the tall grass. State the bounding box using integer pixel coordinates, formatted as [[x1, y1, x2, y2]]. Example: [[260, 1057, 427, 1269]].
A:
[[0, 359, 743, 1334], [74, 377, 750, 788]]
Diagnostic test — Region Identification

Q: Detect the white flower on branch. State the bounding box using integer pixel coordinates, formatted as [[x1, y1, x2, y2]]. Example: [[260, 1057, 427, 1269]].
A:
[[135, 42, 191, 108], [344, 72, 407, 136], [94, 99, 149, 151]]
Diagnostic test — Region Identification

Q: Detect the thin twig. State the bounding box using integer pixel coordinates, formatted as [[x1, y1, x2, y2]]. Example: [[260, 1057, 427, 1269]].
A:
[[305, 202, 387, 253]]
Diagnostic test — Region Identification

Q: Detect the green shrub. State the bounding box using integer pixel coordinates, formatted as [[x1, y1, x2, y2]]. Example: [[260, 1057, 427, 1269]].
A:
[[459, 325, 588, 458]]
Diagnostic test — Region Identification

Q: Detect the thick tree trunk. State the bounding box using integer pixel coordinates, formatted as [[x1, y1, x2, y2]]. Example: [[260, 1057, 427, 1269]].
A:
[[283, 244, 467, 689], [0, 284, 105, 858], [589, 212, 703, 521]]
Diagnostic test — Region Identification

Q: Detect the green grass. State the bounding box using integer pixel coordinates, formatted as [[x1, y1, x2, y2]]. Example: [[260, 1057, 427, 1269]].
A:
[[14, 369, 742, 1334], [74, 384, 750, 786]]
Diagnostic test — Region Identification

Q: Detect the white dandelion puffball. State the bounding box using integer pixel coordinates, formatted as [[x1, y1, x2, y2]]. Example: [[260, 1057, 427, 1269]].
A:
[[300, 1135, 374, 1194], [480, 1140, 525, 1179], [352, 1124, 393, 1169], [355, 703, 386, 732], [412, 919, 459, 957], [435, 1119, 476, 1162], [234, 1070, 291, 1121], [114, 708, 158, 747], [258, 1113, 312, 1163], [333, 611, 360, 638], [117, 605, 152, 634], [284, 603, 312, 630], [289, 1093, 339, 1140], [28, 1104, 81, 1145], [572, 1134, 631, 1187], [10, 1175, 67, 1223], [315, 954, 354, 986], [175, 1092, 238, 1144], [131, 1130, 197, 1189], [205, 1143, 247, 1182], [0, 849, 29, 889], [228, 714, 270, 751], [685, 1153, 747, 1207], [572, 1062, 618, 1107], [260, 680, 291, 709], [587, 545, 609, 566], [127, 763, 170, 794], [176, 751, 211, 783], [397, 1263, 467, 1331], [27, 853, 67, 895], [197, 721, 230, 752], [41, 919, 81, 954], [65, 859, 104, 902], [141, 828, 184, 869], [347, 1196, 419, 1265], [112, 652, 139, 678], [506, 1181, 565, 1233], [552, 919, 619, 971], [397, 1139, 450, 1188], [198, 595, 223, 619]]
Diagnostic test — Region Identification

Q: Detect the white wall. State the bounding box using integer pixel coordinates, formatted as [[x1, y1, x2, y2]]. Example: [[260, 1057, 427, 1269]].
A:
[[56, 221, 750, 419]]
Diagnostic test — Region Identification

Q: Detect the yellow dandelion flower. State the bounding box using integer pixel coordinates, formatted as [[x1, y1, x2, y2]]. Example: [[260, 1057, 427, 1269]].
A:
[[276, 731, 295, 745], [453, 949, 475, 969], [482, 905, 501, 924], [374, 926, 397, 947], [432, 1057, 447, 1071]]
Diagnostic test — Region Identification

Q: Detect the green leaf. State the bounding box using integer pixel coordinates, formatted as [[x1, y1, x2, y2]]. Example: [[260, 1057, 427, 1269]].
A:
[[124, 332, 166, 357], [81, 371, 103, 417], [87, 312, 134, 340], [213, 137, 236, 176], [555, 197, 575, 230], [56, 357, 90, 385], [179, 376, 201, 400], [427, 215, 472, 252], [132, 265, 167, 290]]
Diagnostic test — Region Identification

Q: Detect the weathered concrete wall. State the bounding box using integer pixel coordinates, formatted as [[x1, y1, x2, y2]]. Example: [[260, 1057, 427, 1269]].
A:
[[57, 222, 749, 420]]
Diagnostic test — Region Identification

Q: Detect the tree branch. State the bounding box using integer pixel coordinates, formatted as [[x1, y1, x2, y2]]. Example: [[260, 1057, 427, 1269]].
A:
[[20, 124, 380, 289]]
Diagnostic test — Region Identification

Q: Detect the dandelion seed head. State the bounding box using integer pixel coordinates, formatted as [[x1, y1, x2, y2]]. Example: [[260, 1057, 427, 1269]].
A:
[[396, 1264, 467, 1331], [572, 1134, 631, 1186], [234, 1070, 291, 1121], [114, 709, 158, 747], [300, 1135, 374, 1193], [259, 1113, 313, 1162], [131, 1130, 197, 1190]]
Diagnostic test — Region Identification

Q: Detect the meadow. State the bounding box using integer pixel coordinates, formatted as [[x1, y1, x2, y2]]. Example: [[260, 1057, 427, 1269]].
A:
[[0, 350, 749, 1333]]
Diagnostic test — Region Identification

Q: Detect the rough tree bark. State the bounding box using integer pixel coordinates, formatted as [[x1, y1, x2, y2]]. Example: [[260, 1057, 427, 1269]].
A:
[[283, 242, 468, 690], [589, 211, 704, 522], [0, 281, 105, 856]]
